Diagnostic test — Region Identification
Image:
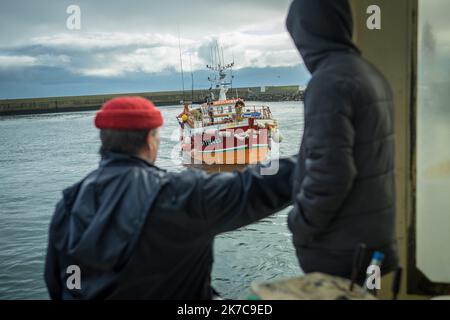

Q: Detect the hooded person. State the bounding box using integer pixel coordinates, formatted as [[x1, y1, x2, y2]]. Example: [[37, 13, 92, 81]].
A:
[[286, 0, 398, 280], [44, 96, 296, 300]]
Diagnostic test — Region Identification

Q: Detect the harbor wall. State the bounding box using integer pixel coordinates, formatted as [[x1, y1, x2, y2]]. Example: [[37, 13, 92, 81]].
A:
[[0, 85, 305, 116]]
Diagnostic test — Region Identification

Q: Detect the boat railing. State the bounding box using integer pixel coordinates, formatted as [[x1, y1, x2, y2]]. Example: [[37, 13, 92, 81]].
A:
[[180, 104, 273, 128], [201, 105, 272, 127]]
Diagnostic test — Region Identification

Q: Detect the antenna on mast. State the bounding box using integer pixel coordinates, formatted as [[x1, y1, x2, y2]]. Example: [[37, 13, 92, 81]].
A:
[[206, 41, 234, 101], [231, 50, 235, 94], [215, 40, 220, 67], [210, 46, 214, 69], [177, 25, 186, 103]]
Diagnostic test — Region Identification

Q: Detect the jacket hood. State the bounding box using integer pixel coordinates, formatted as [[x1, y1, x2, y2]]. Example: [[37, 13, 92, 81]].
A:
[[286, 0, 360, 73], [51, 153, 164, 270]]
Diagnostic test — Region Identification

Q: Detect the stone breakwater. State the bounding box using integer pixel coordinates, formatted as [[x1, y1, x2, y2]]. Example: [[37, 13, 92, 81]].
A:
[[0, 85, 305, 116]]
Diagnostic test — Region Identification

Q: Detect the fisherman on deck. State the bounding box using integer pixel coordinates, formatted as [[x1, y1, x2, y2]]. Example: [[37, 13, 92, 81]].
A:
[[286, 0, 398, 280], [207, 104, 214, 124], [234, 100, 245, 121], [178, 104, 194, 128], [178, 103, 191, 119], [44, 96, 295, 300]]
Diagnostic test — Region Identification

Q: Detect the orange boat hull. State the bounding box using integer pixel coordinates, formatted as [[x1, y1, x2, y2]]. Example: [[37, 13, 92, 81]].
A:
[[189, 145, 269, 165]]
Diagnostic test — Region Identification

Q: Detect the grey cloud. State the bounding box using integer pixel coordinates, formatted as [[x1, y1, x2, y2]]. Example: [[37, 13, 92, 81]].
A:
[[0, 0, 293, 45], [0, 0, 306, 99]]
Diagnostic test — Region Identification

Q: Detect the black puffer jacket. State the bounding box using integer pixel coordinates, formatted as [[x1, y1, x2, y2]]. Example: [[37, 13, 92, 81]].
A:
[[286, 0, 398, 278], [44, 152, 296, 299]]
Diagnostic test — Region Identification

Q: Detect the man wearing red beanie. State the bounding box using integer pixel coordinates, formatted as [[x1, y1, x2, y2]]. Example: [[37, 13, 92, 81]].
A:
[[44, 96, 296, 300]]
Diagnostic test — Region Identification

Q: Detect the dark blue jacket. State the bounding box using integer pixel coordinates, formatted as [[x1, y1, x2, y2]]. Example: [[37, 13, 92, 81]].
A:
[[44, 152, 295, 299], [286, 0, 398, 278]]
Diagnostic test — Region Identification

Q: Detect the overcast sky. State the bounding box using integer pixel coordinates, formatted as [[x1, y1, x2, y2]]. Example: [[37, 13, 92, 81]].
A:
[[2, 0, 449, 99], [0, 0, 310, 99]]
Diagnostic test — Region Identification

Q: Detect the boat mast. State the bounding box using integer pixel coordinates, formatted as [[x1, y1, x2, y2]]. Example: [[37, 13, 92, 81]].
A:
[[206, 42, 234, 101], [177, 26, 186, 103]]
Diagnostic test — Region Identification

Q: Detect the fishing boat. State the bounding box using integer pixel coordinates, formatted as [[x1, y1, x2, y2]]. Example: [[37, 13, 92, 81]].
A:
[[176, 49, 281, 166]]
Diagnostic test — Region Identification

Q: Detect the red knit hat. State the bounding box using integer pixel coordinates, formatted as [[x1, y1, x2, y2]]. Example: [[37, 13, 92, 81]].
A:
[[95, 96, 163, 130]]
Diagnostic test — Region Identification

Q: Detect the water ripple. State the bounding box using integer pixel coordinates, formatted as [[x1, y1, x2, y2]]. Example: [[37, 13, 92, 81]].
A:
[[0, 102, 304, 299]]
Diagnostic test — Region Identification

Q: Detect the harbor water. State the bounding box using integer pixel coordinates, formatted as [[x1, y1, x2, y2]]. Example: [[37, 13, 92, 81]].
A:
[[0, 101, 304, 299]]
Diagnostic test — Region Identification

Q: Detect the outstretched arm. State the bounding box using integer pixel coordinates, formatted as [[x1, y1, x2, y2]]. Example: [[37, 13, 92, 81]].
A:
[[199, 157, 296, 236]]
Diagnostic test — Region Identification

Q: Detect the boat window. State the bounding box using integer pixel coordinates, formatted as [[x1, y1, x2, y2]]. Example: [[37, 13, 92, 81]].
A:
[[416, 0, 450, 284]]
